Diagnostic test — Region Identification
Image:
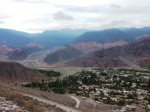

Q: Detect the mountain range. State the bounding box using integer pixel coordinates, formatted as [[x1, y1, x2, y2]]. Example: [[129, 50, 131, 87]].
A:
[[0, 28, 87, 60], [73, 27, 150, 44], [32, 29, 87, 48], [44, 38, 150, 68], [65, 38, 150, 68], [1, 27, 150, 48], [0, 28, 87, 48], [0, 27, 150, 68], [0, 29, 34, 48]]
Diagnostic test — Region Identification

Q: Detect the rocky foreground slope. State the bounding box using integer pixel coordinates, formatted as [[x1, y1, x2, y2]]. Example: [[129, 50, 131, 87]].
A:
[[0, 97, 28, 112]]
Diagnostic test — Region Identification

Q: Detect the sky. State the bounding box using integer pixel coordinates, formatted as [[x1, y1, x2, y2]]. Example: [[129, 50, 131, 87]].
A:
[[0, 0, 150, 33]]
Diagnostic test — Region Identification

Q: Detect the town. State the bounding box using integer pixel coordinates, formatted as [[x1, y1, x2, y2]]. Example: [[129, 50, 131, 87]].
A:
[[24, 68, 150, 112]]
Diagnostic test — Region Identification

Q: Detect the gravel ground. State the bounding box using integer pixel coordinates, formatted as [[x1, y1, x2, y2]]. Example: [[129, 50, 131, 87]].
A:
[[0, 96, 28, 112]]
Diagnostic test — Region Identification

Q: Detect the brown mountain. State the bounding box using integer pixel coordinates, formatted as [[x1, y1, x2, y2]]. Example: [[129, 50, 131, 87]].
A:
[[137, 57, 150, 67], [44, 41, 128, 66], [121, 38, 150, 67], [0, 62, 46, 82], [44, 46, 83, 64], [65, 38, 150, 68], [64, 47, 127, 68], [121, 38, 150, 57]]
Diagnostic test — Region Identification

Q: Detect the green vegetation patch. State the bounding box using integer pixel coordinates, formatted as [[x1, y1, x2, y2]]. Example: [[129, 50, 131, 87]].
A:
[[36, 69, 61, 77]]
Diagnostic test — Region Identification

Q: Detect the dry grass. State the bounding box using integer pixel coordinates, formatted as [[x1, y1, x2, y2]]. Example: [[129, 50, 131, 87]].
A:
[[0, 86, 65, 112], [9, 85, 76, 107]]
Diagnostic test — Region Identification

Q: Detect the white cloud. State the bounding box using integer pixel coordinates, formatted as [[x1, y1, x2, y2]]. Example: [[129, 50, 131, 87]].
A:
[[52, 11, 73, 21], [0, 0, 150, 33]]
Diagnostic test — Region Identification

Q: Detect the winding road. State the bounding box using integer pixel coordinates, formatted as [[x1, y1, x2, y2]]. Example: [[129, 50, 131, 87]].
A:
[[23, 93, 81, 112], [0, 83, 81, 112], [70, 95, 81, 109]]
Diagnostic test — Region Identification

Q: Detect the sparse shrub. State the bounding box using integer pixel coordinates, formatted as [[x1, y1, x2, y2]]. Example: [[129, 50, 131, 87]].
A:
[[52, 87, 66, 94]]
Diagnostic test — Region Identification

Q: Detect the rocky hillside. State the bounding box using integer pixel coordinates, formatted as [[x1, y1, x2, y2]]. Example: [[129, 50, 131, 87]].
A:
[[0, 96, 28, 112], [65, 47, 127, 68], [121, 38, 150, 57], [0, 62, 46, 82], [44, 40, 128, 65], [121, 38, 150, 67]]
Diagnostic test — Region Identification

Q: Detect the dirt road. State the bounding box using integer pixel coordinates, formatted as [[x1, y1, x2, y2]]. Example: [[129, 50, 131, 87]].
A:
[[23, 93, 81, 112], [70, 95, 80, 109]]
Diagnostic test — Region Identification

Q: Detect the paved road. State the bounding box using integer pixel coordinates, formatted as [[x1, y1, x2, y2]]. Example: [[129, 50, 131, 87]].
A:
[[23, 93, 81, 112], [70, 96, 80, 108]]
